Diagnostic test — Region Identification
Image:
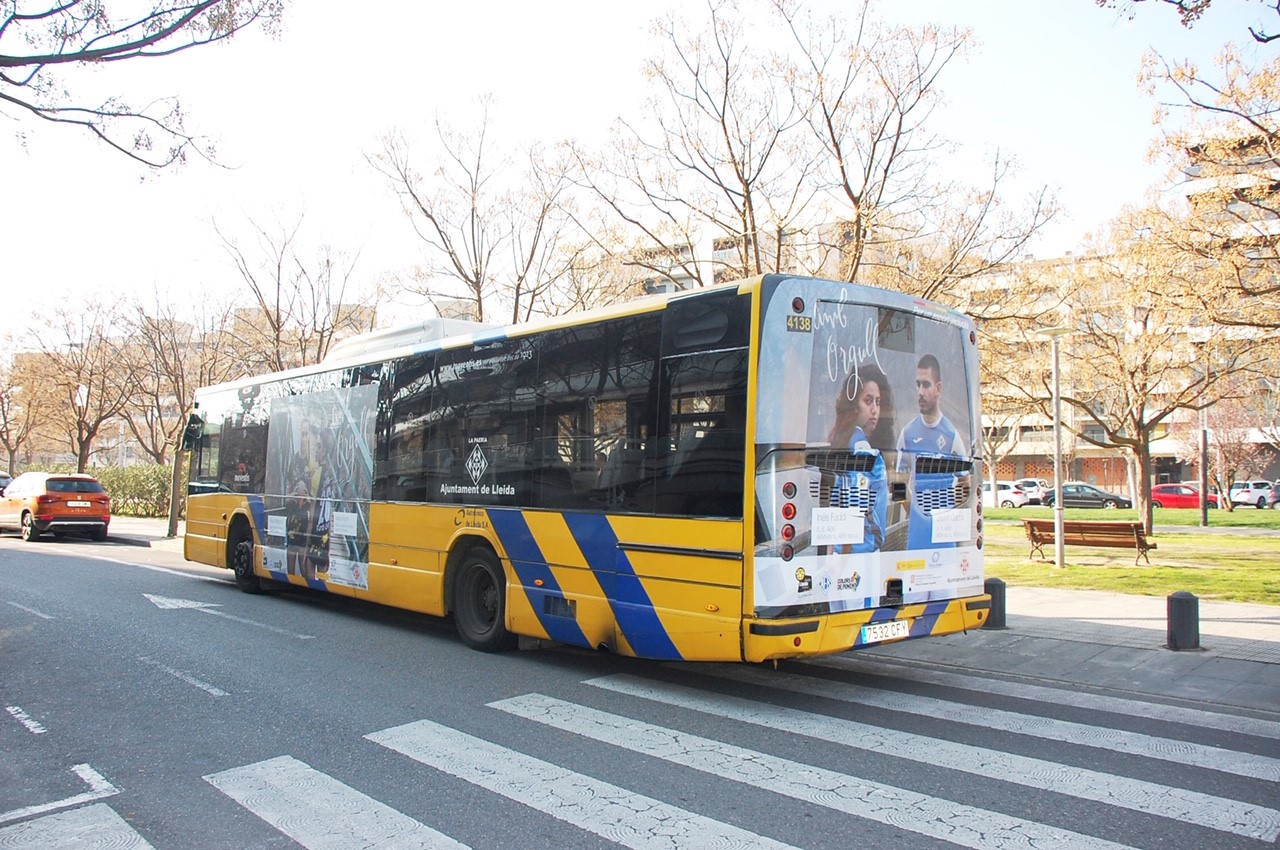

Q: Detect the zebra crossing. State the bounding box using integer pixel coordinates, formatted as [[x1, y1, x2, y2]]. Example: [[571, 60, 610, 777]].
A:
[[4, 663, 1277, 849]]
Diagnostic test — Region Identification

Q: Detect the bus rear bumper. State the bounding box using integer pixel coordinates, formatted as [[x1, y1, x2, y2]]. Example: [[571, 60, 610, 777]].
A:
[[742, 593, 991, 663]]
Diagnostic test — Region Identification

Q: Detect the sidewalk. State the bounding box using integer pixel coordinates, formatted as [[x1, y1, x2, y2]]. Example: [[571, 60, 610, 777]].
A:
[[858, 585, 1280, 713], [106, 517, 1280, 713], [107, 515, 186, 552]]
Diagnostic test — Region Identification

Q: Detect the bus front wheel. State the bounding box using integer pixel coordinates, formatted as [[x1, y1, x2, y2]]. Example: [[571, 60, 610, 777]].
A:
[[453, 548, 515, 652], [229, 527, 263, 594]]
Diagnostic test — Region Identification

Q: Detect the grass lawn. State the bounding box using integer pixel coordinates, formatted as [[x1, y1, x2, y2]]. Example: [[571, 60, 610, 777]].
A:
[[982, 506, 1280, 605]]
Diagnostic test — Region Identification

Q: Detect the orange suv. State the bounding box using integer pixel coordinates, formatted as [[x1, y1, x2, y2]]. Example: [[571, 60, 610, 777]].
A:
[[0, 472, 112, 542]]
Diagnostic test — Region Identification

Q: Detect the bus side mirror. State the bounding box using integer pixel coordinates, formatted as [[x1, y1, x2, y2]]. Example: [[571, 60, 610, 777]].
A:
[[181, 414, 204, 451]]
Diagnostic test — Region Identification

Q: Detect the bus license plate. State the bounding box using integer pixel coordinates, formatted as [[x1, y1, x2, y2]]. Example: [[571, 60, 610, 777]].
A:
[[860, 619, 911, 644], [68, 500, 90, 507]]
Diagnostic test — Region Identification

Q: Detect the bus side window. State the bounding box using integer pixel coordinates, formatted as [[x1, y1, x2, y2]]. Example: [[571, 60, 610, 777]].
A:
[[653, 349, 748, 518], [538, 315, 660, 514]]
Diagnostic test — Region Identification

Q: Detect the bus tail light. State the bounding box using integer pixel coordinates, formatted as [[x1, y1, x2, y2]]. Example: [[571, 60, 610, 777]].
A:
[[781, 502, 796, 520], [781, 524, 795, 541]]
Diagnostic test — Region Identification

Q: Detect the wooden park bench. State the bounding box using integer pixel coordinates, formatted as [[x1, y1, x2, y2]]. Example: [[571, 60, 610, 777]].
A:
[[1022, 518, 1157, 565]]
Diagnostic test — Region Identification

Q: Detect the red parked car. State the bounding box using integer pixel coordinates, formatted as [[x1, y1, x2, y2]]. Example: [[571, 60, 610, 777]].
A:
[[1150, 482, 1218, 509], [0, 472, 112, 541]]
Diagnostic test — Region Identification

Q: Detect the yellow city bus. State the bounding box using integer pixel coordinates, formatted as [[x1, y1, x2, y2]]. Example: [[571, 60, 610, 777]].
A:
[[182, 274, 990, 662]]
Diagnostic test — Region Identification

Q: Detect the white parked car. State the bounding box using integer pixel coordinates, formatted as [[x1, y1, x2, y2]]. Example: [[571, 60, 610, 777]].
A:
[[982, 480, 1030, 508], [1014, 477, 1049, 505], [1229, 480, 1273, 509]]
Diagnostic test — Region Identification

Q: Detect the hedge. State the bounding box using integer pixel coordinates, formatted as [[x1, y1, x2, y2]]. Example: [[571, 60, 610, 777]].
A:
[[41, 464, 185, 518]]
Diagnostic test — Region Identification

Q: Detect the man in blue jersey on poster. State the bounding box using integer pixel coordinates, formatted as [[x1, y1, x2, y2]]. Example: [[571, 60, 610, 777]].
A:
[[896, 354, 967, 550]]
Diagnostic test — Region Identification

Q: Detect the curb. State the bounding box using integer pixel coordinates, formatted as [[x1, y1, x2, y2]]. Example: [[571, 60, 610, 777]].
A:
[[108, 535, 153, 548]]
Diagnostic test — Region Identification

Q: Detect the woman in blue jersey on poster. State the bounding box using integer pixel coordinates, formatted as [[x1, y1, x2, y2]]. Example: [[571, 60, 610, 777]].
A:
[[827, 362, 894, 554]]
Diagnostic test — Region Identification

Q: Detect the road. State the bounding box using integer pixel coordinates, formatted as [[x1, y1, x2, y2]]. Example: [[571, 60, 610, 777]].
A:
[[2, 533, 1278, 849]]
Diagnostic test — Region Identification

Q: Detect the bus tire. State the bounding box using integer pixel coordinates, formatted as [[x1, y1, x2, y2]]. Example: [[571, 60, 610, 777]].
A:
[[453, 547, 515, 652], [228, 524, 263, 594]]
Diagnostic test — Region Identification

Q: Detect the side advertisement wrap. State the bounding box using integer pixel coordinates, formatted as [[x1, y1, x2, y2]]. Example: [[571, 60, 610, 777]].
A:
[[754, 278, 982, 615], [262, 384, 378, 589]]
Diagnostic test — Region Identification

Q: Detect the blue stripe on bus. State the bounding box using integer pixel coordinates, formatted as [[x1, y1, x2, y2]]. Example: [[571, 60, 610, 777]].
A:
[[909, 600, 950, 637], [867, 606, 899, 623], [487, 510, 591, 648], [563, 514, 683, 661], [247, 495, 268, 539]]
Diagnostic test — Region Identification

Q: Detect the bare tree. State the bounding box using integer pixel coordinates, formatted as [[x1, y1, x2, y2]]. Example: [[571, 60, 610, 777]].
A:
[[216, 214, 379, 371], [0, 354, 43, 474], [1021, 209, 1269, 531], [121, 290, 244, 464], [976, 319, 1047, 497], [1, 0, 283, 167], [20, 300, 137, 472], [574, 0, 813, 289], [1138, 34, 1280, 330], [372, 105, 586, 324], [979, 403, 1031, 502], [575, 0, 1053, 298], [775, 0, 1055, 297], [1168, 391, 1271, 512], [122, 290, 247, 534], [1098, 0, 1280, 45]]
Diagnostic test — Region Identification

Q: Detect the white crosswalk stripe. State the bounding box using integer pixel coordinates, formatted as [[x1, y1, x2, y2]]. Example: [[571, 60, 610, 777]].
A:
[[204, 755, 470, 850], [809, 656, 1280, 739], [56, 666, 1271, 850], [491, 693, 1141, 850], [0, 803, 156, 849], [700, 664, 1280, 781], [367, 718, 802, 850], [585, 673, 1280, 842]]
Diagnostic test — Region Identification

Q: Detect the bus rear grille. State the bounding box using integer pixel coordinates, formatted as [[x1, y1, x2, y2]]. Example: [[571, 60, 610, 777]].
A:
[[805, 450, 876, 474]]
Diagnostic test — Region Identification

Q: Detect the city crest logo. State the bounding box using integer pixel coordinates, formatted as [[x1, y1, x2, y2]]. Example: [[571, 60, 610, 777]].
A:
[[466, 445, 489, 485]]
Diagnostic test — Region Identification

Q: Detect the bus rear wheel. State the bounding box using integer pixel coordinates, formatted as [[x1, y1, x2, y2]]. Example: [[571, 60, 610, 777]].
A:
[[453, 548, 515, 652], [229, 528, 263, 594]]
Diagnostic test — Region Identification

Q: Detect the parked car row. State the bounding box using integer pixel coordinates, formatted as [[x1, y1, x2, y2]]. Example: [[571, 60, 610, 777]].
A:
[[989, 478, 1277, 510], [0, 472, 112, 541]]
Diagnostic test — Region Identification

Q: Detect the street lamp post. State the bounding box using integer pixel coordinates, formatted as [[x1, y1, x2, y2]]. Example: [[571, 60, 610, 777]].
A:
[[1039, 327, 1076, 569], [1199, 407, 1210, 528]]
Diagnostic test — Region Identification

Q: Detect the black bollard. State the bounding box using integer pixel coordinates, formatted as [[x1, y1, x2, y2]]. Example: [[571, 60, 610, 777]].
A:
[[983, 577, 1007, 630], [1166, 591, 1201, 651]]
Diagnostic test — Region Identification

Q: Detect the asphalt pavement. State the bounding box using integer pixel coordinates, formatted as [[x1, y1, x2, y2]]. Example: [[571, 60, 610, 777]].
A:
[[106, 516, 1280, 716]]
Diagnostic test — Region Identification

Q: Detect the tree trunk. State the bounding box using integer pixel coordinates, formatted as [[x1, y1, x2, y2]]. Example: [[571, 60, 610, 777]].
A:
[[1136, 442, 1153, 535], [167, 450, 185, 538]]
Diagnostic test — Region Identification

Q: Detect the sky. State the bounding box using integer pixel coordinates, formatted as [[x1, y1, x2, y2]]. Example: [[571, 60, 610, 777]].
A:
[[0, 0, 1265, 332]]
